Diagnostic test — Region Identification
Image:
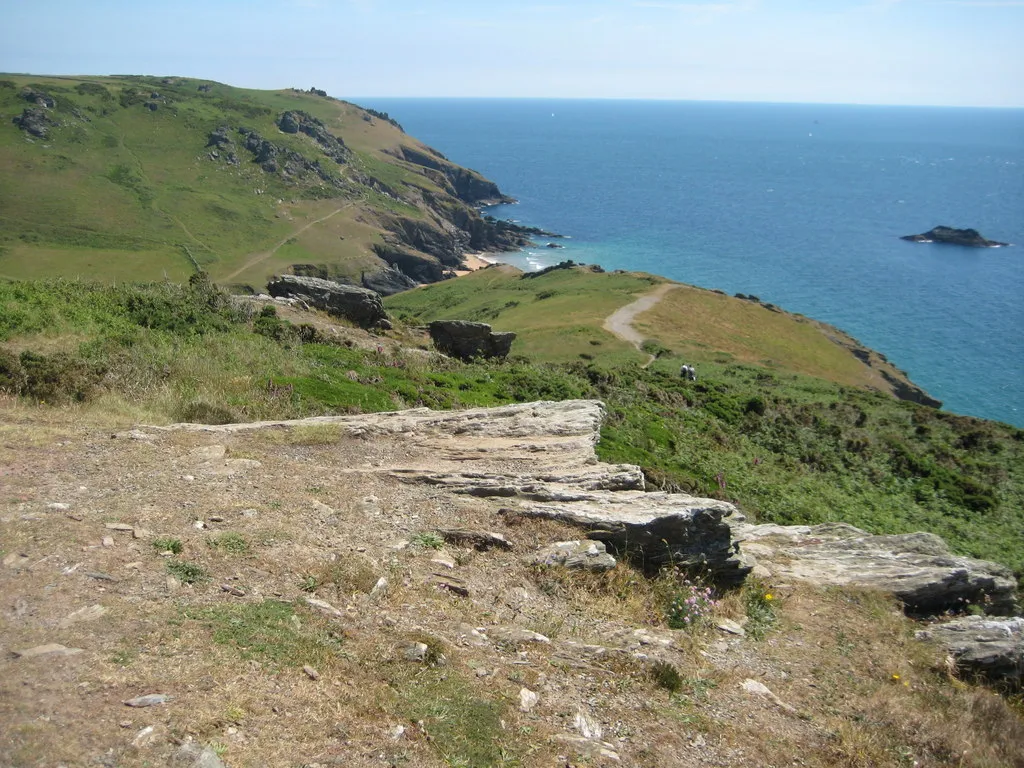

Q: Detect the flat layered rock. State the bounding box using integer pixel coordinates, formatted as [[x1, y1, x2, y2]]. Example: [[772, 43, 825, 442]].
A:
[[737, 522, 1018, 615], [916, 616, 1024, 688]]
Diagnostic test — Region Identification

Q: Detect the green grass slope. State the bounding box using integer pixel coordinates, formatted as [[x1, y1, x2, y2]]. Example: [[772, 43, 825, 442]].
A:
[[0, 75, 521, 289]]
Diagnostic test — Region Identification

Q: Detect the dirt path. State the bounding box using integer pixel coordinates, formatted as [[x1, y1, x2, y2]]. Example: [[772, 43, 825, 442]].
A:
[[221, 204, 350, 282], [602, 283, 678, 366]]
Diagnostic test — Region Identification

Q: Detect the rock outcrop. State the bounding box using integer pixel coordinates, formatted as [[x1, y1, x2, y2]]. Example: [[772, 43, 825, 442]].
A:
[[916, 616, 1023, 689], [397, 145, 515, 206], [12, 108, 57, 138], [901, 226, 1009, 248], [276, 110, 347, 164], [429, 321, 516, 361], [737, 522, 1019, 615], [266, 275, 387, 328], [152, 398, 1016, 608]]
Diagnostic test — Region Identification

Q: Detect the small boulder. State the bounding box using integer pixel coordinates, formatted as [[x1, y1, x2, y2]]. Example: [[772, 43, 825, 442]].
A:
[[267, 275, 388, 328], [428, 320, 516, 360], [532, 540, 617, 572], [916, 616, 1024, 688]]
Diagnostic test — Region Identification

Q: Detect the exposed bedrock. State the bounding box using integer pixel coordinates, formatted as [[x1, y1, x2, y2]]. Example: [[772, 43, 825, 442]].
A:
[[397, 145, 515, 206], [266, 275, 387, 328]]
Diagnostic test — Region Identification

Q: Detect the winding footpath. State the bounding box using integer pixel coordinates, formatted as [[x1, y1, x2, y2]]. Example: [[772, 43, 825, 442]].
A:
[[602, 283, 678, 366], [222, 204, 351, 283]]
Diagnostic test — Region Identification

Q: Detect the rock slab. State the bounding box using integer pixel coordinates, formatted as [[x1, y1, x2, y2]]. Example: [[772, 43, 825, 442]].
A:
[[737, 522, 1018, 615], [916, 616, 1024, 688]]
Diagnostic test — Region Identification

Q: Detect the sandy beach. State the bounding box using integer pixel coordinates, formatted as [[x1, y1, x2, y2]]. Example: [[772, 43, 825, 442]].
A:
[[454, 251, 500, 275]]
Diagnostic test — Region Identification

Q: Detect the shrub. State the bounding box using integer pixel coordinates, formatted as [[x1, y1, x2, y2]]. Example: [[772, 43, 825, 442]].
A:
[[166, 560, 209, 585], [0, 348, 27, 394], [152, 537, 183, 555], [19, 351, 103, 403], [660, 570, 718, 630], [176, 401, 238, 425]]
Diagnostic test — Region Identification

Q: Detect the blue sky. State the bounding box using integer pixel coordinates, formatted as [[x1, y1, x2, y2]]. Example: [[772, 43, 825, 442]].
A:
[[2, 0, 1022, 106]]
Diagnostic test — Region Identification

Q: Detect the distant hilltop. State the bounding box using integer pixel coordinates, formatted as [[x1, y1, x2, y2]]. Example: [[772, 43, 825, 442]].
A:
[[0, 74, 540, 293], [901, 226, 1009, 248]]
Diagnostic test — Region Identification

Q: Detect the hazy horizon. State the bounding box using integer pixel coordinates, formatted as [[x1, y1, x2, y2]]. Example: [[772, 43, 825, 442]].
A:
[[2, 0, 1021, 109]]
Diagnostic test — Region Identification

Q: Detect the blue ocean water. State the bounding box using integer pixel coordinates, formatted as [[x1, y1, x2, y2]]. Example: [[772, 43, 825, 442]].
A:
[[360, 99, 1024, 427]]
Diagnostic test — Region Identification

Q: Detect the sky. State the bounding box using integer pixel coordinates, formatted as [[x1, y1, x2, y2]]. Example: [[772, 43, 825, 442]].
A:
[[1, 0, 1022, 107]]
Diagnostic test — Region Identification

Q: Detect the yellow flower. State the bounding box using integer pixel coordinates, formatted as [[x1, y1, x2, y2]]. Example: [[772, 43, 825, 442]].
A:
[[891, 674, 901, 681], [764, 593, 773, 601]]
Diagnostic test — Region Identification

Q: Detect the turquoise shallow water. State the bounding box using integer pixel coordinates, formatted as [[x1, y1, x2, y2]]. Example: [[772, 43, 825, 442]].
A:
[[359, 98, 1024, 426]]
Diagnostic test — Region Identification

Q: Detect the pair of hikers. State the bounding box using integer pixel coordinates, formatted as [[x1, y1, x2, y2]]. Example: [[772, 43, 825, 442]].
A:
[[679, 364, 697, 381]]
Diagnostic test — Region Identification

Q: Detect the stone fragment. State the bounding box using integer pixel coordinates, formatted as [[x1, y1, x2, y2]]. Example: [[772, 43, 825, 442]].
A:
[[437, 529, 513, 551], [519, 687, 539, 712], [404, 642, 429, 662], [59, 604, 108, 628], [47, 502, 71, 511], [489, 626, 551, 646], [916, 616, 1024, 688], [173, 742, 227, 768], [124, 694, 169, 707], [84, 571, 118, 582], [532, 540, 616, 572], [220, 584, 245, 597], [12, 643, 83, 659], [105, 523, 134, 532], [430, 574, 470, 597], [430, 555, 456, 570], [305, 597, 345, 618], [303, 664, 320, 680], [370, 576, 389, 597], [132, 725, 160, 747], [716, 619, 746, 637], [740, 678, 797, 714], [102, 536, 115, 547]]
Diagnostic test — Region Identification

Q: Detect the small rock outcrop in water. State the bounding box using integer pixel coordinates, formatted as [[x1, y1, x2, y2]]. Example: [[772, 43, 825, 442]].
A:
[[916, 616, 1024, 689], [266, 275, 387, 328], [428, 320, 516, 360], [901, 226, 1009, 248]]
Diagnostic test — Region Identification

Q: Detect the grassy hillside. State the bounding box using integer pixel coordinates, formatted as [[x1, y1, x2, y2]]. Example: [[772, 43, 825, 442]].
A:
[[2, 276, 1022, 587], [0, 75, 525, 290]]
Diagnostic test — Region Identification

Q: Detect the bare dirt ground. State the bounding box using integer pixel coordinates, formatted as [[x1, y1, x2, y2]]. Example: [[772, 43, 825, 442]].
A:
[[602, 284, 678, 366], [2, 399, 1022, 767]]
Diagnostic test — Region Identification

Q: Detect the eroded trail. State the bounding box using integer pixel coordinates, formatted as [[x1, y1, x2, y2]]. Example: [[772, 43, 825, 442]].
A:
[[602, 283, 678, 365], [221, 204, 350, 283]]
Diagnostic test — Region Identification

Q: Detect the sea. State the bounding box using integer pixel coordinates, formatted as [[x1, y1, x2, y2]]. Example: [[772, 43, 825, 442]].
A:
[[358, 99, 1024, 427]]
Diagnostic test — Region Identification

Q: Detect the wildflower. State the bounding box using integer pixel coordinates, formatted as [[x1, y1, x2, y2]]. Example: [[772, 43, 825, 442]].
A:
[[764, 593, 773, 601], [892, 674, 901, 681]]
